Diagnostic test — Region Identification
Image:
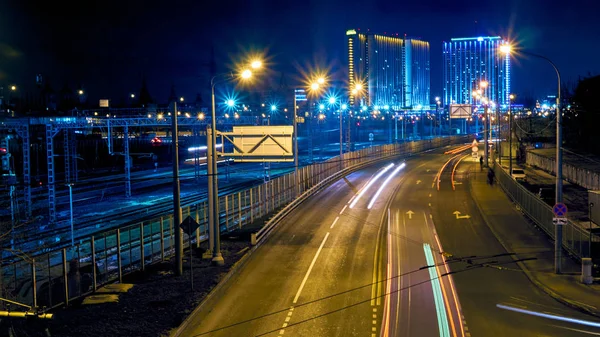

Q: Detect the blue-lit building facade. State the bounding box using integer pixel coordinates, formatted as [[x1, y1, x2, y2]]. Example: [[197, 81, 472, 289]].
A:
[[347, 29, 430, 110], [443, 36, 511, 107]]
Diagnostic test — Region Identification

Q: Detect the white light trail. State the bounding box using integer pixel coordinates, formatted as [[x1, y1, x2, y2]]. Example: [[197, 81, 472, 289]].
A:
[[367, 163, 406, 209], [349, 163, 394, 209]]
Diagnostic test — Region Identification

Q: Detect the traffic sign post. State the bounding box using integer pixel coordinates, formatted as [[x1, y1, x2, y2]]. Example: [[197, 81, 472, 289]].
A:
[[553, 217, 567, 226], [180, 216, 200, 290], [369, 133, 374, 147], [553, 203, 568, 217]]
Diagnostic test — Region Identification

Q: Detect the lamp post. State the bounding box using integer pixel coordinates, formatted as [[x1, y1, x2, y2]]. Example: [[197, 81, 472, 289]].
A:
[[171, 102, 183, 275], [502, 43, 563, 273], [509, 94, 515, 176], [67, 183, 74, 247], [207, 59, 261, 266]]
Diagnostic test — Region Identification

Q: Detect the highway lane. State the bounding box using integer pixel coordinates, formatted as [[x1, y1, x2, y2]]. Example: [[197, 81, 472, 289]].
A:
[[177, 154, 432, 336], [431, 152, 600, 336], [383, 153, 464, 337]]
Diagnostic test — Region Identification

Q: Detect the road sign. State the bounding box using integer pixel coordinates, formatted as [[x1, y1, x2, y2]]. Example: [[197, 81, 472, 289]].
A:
[[180, 216, 200, 235], [553, 203, 568, 217], [369, 133, 374, 141], [553, 217, 567, 226], [221, 125, 294, 162], [472, 146, 478, 152], [450, 104, 473, 119]]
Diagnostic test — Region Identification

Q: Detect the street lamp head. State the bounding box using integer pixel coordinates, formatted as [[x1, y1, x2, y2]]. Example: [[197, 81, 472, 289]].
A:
[[226, 99, 235, 107], [131, 93, 135, 98], [179, 97, 184, 102], [435, 96, 440, 101], [241, 69, 252, 79], [341, 103, 348, 110], [355, 83, 363, 91], [317, 77, 325, 84], [251, 60, 262, 69], [271, 104, 277, 112], [509, 94, 515, 100], [328, 97, 336, 104], [311, 82, 320, 91], [500, 44, 512, 55], [10, 85, 16, 91], [78, 89, 84, 95], [319, 104, 325, 110], [480, 81, 488, 89]]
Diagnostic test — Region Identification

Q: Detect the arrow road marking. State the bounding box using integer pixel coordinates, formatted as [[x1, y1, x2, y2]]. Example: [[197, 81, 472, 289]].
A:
[[406, 210, 414, 219], [416, 180, 422, 184], [453, 211, 471, 219]]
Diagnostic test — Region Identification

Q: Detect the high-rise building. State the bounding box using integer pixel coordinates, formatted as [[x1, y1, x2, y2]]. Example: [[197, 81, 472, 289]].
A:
[[347, 29, 430, 110], [443, 36, 511, 107]]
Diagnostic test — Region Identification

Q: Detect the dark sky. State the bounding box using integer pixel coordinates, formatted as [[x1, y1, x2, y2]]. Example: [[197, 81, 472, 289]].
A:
[[0, 0, 598, 106]]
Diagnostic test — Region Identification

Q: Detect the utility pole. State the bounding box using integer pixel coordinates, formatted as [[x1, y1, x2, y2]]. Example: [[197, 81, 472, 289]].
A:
[[484, 104, 489, 168], [172, 102, 183, 275]]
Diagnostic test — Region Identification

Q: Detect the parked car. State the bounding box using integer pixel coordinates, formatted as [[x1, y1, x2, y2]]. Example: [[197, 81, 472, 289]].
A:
[[511, 168, 527, 182]]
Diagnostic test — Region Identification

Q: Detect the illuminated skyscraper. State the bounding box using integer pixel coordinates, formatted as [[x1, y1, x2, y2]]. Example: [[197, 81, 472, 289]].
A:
[[347, 29, 430, 109], [443, 36, 511, 107]]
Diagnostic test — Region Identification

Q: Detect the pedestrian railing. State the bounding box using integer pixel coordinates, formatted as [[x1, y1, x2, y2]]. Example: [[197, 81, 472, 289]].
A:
[[493, 163, 600, 261], [527, 150, 600, 191], [1, 136, 467, 311]]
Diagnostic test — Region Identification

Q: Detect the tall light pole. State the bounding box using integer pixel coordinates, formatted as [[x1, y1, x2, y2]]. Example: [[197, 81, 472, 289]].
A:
[[208, 59, 262, 266], [502, 44, 564, 273], [340, 103, 347, 168], [478, 81, 490, 167], [171, 101, 183, 274], [509, 94, 515, 176]]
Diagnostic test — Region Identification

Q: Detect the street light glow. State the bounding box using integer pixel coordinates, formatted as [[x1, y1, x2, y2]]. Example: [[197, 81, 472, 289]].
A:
[[241, 69, 252, 79], [317, 77, 325, 84], [319, 104, 325, 110], [355, 83, 363, 91], [500, 44, 512, 54], [78, 89, 84, 95], [271, 105, 277, 111], [509, 94, 515, 100], [180, 97, 184, 102], [480, 81, 488, 89], [131, 93, 135, 98], [311, 83, 320, 90], [226, 99, 235, 107], [10, 85, 16, 91], [341, 104, 348, 110], [328, 97, 336, 104], [251, 60, 262, 69]]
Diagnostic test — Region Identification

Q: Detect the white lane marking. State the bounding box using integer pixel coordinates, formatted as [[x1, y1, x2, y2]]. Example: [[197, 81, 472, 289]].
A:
[[293, 232, 331, 304], [330, 216, 340, 229], [551, 325, 600, 335], [340, 205, 348, 214]]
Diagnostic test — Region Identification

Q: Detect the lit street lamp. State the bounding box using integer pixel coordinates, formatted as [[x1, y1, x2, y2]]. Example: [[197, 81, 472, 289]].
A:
[[206, 58, 262, 267], [508, 94, 515, 176], [502, 43, 564, 273]]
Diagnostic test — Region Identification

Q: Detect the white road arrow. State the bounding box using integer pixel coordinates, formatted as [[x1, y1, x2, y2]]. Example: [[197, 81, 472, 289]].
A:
[[416, 180, 422, 184], [406, 210, 415, 219], [453, 211, 471, 219]]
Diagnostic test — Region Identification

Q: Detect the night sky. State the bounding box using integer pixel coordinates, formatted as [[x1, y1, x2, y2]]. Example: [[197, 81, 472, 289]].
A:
[[0, 0, 598, 106]]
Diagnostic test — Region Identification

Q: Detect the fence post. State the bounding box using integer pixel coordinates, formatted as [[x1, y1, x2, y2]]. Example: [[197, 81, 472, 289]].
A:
[[140, 223, 145, 272], [91, 236, 97, 291], [225, 195, 229, 230], [160, 217, 165, 261], [250, 188, 254, 223], [117, 228, 122, 283], [238, 192, 242, 229], [62, 249, 69, 306]]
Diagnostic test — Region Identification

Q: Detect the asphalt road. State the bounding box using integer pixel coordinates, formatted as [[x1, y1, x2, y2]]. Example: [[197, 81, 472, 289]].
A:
[[178, 145, 600, 336], [431, 153, 600, 336]]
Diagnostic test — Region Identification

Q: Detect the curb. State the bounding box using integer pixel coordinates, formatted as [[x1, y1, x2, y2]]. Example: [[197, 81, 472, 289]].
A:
[[468, 175, 600, 319]]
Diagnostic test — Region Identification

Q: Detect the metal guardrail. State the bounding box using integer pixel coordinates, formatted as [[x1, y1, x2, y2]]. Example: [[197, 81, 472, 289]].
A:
[[493, 163, 600, 260], [527, 150, 600, 191], [0, 136, 467, 312]]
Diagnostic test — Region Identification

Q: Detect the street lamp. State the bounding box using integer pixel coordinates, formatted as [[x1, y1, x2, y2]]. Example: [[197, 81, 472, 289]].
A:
[[180, 97, 184, 102], [10, 85, 16, 91], [207, 59, 262, 267], [502, 43, 564, 272]]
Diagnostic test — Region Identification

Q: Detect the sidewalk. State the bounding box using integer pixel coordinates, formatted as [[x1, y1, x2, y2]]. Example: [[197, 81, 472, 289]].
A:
[[469, 170, 600, 317]]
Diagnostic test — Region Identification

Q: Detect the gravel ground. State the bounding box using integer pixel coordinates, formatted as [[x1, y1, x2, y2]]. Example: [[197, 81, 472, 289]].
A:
[[5, 239, 250, 337]]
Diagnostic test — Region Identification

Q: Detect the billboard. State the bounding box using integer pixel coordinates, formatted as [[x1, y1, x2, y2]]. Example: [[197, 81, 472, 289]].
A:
[[449, 104, 472, 119], [221, 126, 293, 162]]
